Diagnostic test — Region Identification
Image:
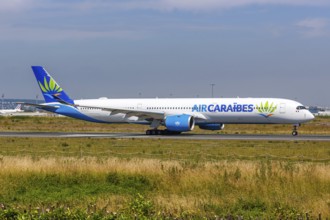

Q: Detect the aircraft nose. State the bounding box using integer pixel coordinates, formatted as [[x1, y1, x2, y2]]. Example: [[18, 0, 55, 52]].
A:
[[306, 111, 315, 121]]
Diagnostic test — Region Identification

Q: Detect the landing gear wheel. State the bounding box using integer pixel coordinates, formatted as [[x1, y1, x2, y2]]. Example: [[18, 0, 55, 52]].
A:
[[145, 129, 181, 135], [146, 129, 162, 135], [291, 124, 299, 136]]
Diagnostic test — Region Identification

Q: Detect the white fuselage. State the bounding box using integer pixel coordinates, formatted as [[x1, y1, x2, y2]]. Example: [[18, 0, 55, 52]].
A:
[[61, 97, 314, 125], [0, 109, 23, 115]]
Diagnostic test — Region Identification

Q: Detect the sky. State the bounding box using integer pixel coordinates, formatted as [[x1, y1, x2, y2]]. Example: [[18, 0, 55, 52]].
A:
[[0, 0, 330, 106]]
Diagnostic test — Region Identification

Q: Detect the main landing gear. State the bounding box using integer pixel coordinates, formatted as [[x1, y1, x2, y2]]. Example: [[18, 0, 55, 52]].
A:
[[145, 129, 181, 135], [292, 124, 300, 136]]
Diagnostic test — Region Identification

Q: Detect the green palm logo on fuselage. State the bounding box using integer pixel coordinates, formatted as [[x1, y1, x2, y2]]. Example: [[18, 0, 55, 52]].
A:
[[38, 77, 62, 94], [256, 101, 277, 118]]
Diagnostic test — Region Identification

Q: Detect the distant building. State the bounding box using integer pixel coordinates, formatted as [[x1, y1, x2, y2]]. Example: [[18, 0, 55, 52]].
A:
[[1, 99, 42, 112], [308, 106, 330, 116]]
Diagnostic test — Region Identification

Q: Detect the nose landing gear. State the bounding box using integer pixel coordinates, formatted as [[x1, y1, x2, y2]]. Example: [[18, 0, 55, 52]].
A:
[[292, 124, 300, 136]]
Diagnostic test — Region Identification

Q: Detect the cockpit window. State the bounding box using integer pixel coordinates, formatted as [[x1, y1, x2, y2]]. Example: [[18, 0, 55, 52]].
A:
[[296, 106, 307, 110]]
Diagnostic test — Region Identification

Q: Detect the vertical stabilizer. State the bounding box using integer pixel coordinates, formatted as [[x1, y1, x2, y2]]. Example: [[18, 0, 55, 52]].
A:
[[15, 104, 21, 110], [31, 66, 74, 104]]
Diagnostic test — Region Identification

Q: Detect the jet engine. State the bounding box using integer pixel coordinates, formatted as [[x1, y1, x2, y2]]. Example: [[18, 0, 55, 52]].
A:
[[165, 115, 195, 132]]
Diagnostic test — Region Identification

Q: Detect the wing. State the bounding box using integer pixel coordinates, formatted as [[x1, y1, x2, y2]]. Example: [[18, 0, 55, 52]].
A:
[[74, 104, 207, 121], [75, 104, 164, 120]]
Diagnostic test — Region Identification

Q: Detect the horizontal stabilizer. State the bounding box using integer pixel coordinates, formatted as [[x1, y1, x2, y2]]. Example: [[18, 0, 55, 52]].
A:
[[17, 102, 60, 110]]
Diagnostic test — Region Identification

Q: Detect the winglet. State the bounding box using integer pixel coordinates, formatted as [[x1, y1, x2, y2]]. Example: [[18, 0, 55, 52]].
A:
[[31, 66, 74, 104]]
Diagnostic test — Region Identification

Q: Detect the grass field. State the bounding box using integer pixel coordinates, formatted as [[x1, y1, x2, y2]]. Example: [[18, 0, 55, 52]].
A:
[[0, 116, 329, 219], [0, 114, 329, 135]]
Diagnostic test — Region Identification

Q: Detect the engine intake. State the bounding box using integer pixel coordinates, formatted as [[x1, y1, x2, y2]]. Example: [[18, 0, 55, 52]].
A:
[[165, 115, 195, 132]]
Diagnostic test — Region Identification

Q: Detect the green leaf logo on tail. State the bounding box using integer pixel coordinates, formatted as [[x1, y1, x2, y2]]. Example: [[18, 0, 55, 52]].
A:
[[38, 77, 63, 94], [256, 101, 277, 118]]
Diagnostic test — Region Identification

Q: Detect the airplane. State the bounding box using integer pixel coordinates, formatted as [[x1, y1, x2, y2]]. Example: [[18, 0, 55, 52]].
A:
[[0, 104, 24, 115], [21, 66, 314, 136]]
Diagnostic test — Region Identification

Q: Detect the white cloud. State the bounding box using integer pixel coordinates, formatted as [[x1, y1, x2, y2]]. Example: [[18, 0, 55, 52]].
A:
[[149, 0, 330, 11], [0, 25, 145, 41], [60, 0, 330, 12], [1, 0, 330, 41], [0, 0, 34, 12], [1, 0, 330, 13], [296, 18, 329, 37], [296, 18, 327, 29]]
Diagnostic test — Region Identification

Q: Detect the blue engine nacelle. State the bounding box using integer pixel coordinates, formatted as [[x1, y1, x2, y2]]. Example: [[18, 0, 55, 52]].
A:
[[165, 115, 195, 132], [199, 123, 225, 131]]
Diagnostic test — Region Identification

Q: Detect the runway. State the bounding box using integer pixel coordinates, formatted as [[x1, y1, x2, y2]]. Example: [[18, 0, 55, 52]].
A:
[[0, 132, 330, 141]]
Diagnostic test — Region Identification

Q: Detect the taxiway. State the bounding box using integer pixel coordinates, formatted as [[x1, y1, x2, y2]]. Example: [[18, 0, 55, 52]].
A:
[[0, 132, 329, 141]]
